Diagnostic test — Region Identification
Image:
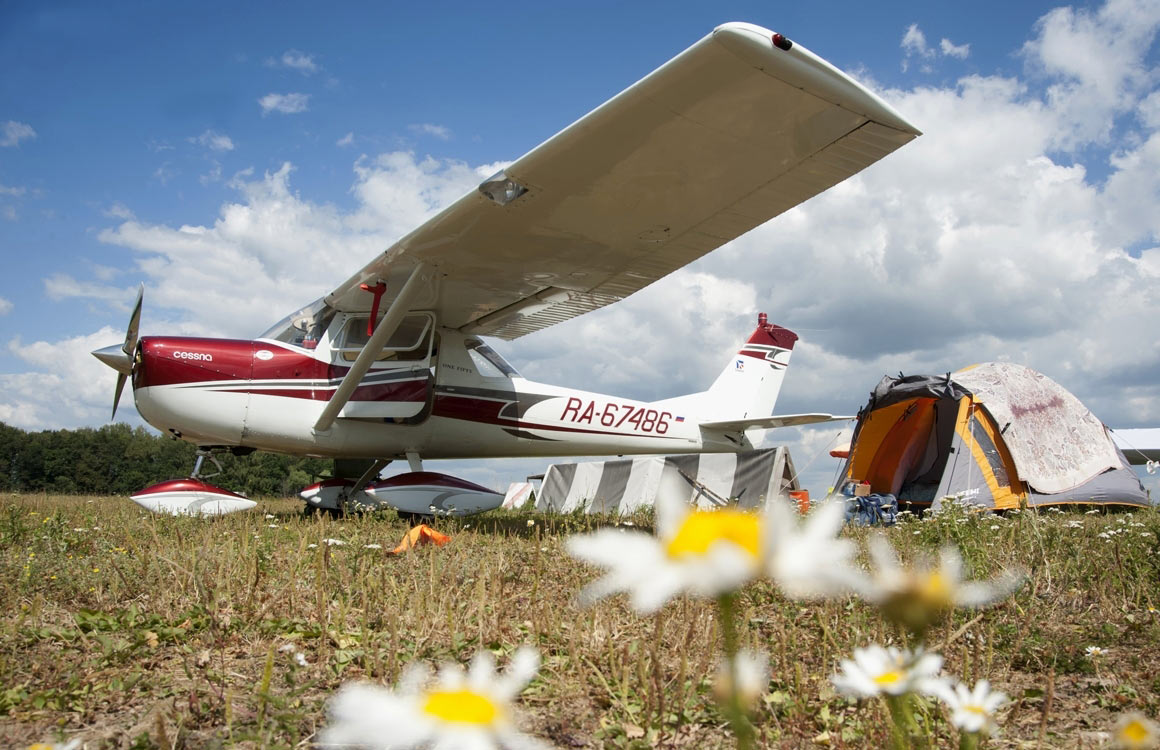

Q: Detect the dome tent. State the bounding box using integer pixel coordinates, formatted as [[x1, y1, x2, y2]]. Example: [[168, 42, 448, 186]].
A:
[[835, 363, 1151, 513]]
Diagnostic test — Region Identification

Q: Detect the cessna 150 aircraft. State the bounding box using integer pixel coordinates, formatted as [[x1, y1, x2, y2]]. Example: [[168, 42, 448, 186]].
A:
[[92, 22, 920, 516]]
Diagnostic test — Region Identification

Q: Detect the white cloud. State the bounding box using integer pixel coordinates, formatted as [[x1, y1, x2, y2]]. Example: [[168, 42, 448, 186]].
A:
[[902, 24, 970, 71], [409, 123, 451, 140], [190, 129, 235, 152], [267, 50, 318, 74], [901, 24, 932, 58], [2, 327, 126, 429], [258, 92, 310, 115], [336, 132, 354, 147], [1021, 0, 1160, 149], [0, 297, 11, 315], [940, 38, 970, 59], [0, 183, 27, 197], [1, 120, 36, 147]]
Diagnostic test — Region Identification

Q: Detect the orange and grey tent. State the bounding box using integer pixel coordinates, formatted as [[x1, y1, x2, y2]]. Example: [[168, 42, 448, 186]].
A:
[[835, 363, 1151, 513]]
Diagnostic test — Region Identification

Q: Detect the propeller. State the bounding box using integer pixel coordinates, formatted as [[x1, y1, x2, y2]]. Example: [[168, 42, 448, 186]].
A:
[[91, 284, 144, 420]]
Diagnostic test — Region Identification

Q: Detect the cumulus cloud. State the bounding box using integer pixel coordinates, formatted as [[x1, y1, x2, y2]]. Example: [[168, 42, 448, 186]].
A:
[[7, 0, 1160, 497], [336, 131, 354, 147], [267, 50, 318, 74], [902, 24, 971, 71], [1, 120, 36, 147], [409, 123, 451, 140], [0, 297, 11, 315], [190, 129, 235, 152], [940, 38, 970, 59], [258, 92, 310, 115], [2, 327, 125, 429]]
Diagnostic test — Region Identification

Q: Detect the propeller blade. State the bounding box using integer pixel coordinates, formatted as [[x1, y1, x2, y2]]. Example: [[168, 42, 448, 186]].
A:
[[122, 283, 143, 357], [112, 372, 128, 420]]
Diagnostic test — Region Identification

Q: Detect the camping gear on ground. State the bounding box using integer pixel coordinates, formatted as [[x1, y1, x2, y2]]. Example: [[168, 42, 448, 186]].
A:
[[389, 524, 451, 555], [834, 363, 1152, 513], [842, 486, 898, 526], [537, 447, 799, 514]]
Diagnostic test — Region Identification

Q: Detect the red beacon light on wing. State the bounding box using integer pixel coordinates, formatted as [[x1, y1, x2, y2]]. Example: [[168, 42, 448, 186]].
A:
[[772, 33, 793, 51]]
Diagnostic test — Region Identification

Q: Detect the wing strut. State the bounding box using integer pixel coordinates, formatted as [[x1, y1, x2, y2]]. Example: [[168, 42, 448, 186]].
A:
[[314, 262, 429, 432]]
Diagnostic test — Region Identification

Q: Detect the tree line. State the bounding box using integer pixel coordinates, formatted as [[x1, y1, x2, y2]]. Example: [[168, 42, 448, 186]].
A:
[[0, 422, 331, 498]]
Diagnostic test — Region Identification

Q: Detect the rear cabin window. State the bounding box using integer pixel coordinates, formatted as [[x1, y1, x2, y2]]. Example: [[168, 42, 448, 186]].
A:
[[338, 313, 433, 362]]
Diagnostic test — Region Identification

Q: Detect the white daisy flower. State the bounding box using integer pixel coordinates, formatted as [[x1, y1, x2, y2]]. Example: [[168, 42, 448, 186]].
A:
[[831, 644, 944, 698], [1085, 645, 1107, 658], [318, 647, 548, 750], [1113, 712, 1160, 749], [712, 649, 770, 709], [765, 498, 861, 599], [927, 678, 1007, 736], [323, 538, 346, 546], [858, 537, 1023, 632], [567, 486, 765, 613]]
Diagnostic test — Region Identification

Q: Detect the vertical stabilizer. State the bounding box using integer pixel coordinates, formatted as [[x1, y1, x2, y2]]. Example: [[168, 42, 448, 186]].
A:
[[701, 313, 799, 421]]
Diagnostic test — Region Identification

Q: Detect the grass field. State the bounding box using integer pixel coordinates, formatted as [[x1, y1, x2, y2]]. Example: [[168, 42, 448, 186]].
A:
[[2, 493, 1159, 749]]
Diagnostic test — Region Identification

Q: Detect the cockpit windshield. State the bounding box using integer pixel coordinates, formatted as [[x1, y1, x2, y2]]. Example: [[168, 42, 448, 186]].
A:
[[258, 297, 337, 350]]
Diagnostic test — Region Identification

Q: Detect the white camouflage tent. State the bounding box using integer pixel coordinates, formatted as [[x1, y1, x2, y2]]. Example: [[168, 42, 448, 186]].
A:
[[536, 447, 799, 515]]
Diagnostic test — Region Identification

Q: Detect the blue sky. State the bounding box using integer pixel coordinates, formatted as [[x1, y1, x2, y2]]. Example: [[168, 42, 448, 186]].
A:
[[2, 1, 1158, 497]]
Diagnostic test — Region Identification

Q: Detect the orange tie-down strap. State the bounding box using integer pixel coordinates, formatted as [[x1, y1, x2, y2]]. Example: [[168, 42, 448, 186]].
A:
[[389, 524, 451, 555]]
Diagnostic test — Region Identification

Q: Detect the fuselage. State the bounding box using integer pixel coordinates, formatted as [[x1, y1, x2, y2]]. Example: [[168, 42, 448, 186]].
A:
[[131, 312, 745, 461]]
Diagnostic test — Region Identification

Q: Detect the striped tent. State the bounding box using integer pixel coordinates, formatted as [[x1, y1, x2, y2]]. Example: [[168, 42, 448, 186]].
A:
[[536, 447, 799, 515]]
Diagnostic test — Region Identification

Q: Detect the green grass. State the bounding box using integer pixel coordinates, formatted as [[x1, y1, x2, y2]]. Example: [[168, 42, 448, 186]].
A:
[[2, 494, 1158, 748]]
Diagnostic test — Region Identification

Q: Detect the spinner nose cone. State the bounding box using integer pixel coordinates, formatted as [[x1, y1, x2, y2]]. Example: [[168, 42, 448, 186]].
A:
[[92, 344, 133, 375]]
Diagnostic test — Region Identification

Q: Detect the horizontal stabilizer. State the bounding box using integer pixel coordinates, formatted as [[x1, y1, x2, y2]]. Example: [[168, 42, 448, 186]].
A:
[[701, 413, 854, 432]]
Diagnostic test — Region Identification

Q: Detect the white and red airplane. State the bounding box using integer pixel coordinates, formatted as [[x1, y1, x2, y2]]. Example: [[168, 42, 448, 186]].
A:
[[92, 22, 919, 516]]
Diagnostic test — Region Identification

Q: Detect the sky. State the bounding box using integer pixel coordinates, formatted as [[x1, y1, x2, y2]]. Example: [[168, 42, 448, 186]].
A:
[[1, 0, 1158, 499]]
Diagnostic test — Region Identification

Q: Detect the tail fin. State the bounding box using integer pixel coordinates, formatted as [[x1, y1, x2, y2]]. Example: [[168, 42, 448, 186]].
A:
[[701, 313, 798, 421]]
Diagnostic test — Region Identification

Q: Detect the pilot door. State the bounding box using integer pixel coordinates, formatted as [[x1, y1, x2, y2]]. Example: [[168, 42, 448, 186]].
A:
[[330, 311, 436, 420]]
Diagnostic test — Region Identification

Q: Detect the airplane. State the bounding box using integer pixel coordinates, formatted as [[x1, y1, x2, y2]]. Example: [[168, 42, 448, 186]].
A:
[[91, 22, 920, 516]]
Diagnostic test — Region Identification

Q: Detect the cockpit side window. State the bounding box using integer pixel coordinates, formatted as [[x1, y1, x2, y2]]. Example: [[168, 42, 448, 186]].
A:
[[338, 313, 434, 362]]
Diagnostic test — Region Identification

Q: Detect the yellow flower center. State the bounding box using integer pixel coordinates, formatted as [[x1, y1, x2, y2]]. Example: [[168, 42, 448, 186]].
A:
[[421, 689, 500, 726], [964, 704, 986, 716], [1121, 719, 1150, 742], [873, 670, 904, 687], [917, 571, 953, 608], [665, 510, 760, 560]]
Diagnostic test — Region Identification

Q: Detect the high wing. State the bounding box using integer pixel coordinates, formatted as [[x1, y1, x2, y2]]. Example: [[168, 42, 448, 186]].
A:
[[324, 22, 920, 339], [701, 413, 855, 432]]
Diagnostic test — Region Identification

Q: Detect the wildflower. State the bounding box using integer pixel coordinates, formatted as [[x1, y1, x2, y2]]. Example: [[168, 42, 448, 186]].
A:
[[268, 524, 279, 529], [1147, 606, 1157, 615], [858, 537, 1023, 634], [364, 544, 383, 550], [526, 519, 535, 527], [323, 538, 346, 546], [712, 649, 770, 709], [265, 514, 276, 519], [765, 498, 861, 599], [1113, 712, 1160, 749], [1085, 645, 1107, 658], [928, 678, 1007, 736], [831, 644, 943, 698], [294, 652, 309, 667], [318, 647, 547, 750], [278, 643, 296, 653], [566, 487, 765, 613]]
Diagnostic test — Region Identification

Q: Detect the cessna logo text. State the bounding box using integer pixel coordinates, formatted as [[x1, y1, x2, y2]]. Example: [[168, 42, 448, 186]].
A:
[[174, 351, 213, 362]]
